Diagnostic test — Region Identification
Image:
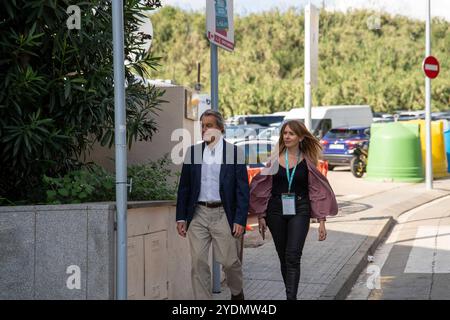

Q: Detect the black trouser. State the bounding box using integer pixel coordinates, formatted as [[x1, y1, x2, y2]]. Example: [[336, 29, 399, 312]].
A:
[[266, 207, 310, 300]]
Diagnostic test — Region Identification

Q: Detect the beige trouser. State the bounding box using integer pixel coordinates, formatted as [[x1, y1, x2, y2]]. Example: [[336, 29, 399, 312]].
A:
[[188, 205, 243, 300]]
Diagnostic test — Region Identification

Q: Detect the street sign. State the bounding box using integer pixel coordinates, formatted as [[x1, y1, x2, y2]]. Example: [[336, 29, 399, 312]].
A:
[[423, 56, 440, 79], [206, 0, 234, 51]]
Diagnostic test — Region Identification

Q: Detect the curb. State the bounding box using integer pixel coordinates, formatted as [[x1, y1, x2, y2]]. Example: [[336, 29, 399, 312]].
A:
[[318, 216, 395, 300], [319, 187, 450, 300]]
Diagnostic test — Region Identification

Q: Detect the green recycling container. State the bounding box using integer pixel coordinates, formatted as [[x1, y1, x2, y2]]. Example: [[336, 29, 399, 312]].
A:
[[365, 122, 424, 182]]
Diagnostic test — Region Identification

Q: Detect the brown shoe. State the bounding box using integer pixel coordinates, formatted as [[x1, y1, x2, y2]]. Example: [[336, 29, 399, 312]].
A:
[[231, 290, 244, 300]]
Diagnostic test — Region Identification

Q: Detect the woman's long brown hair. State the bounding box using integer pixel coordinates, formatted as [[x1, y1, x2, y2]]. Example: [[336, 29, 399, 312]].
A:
[[277, 120, 323, 165]]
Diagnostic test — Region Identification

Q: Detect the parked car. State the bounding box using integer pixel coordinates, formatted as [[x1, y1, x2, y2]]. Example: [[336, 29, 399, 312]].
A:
[[320, 126, 370, 170], [234, 139, 274, 168], [226, 114, 285, 127], [373, 112, 394, 123], [257, 126, 280, 143], [224, 124, 266, 144]]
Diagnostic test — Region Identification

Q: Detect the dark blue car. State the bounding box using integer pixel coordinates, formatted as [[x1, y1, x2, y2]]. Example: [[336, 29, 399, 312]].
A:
[[320, 126, 370, 170]]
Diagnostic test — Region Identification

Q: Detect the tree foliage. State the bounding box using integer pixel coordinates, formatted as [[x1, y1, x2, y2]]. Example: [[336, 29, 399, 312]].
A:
[[0, 0, 164, 203], [150, 7, 450, 117]]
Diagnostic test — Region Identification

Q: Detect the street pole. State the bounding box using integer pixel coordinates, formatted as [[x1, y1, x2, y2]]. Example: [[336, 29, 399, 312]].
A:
[[304, 4, 312, 131], [425, 0, 433, 190], [210, 42, 221, 293], [304, 82, 312, 131], [304, 2, 318, 132], [211, 43, 219, 111], [112, 0, 128, 299]]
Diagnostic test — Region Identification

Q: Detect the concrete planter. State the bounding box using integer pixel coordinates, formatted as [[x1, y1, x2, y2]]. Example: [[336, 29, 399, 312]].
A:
[[0, 201, 193, 300]]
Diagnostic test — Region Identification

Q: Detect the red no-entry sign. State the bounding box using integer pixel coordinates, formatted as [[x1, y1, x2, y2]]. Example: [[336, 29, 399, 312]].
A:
[[423, 56, 440, 79]]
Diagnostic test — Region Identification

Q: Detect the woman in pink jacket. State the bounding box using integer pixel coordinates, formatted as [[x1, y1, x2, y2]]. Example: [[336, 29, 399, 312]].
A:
[[249, 120, 338, 300]]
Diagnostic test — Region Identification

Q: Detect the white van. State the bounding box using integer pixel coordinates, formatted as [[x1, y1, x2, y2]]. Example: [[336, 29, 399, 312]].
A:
[[284, 105, 373, 138]]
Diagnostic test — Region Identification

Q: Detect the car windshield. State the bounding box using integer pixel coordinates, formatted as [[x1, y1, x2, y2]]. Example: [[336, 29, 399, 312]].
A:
[[258, 127, 279, 138], [245, 116, 285, 127], [225, 126, 265, 139], [325, 129, 361, 139], [225, 128, 247, 139], [240, 143, 272, 165]]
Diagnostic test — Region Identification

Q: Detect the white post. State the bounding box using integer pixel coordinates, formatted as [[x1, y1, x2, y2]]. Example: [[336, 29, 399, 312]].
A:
[[304, 3, 319, 133], [425, 0, 433, 190]]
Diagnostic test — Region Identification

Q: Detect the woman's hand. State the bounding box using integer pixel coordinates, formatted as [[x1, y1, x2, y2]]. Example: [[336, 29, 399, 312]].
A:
[[258, 217, 267, 240], [318, 220, 327, 241]]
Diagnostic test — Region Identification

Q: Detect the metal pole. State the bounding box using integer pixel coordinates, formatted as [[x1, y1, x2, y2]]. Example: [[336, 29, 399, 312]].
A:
[[210, 42, 221, 293], [112, 0, 128, 299], [211, 43, 219, 111], [425, 0, 433, 190], [304, 3, 312, 132]]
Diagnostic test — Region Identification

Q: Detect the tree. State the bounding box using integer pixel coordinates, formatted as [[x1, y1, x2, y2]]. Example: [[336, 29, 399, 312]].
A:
[[149, 7, 450, 117], [0, 0, 164, 203]]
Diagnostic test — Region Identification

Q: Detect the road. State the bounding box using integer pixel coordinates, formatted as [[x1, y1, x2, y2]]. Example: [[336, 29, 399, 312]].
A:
[[347, 195, 450, 300]]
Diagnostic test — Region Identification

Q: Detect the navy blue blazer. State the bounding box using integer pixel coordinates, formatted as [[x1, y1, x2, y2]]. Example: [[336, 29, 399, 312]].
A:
[[176, 139, 249, 231]]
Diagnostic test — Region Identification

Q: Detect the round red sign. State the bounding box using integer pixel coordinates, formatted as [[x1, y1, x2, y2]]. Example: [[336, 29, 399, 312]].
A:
[[423, 56, 440, 79]]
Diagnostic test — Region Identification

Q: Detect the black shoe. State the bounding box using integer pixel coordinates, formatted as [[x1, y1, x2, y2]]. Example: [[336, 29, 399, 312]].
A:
[[231, 290, 245, 300]]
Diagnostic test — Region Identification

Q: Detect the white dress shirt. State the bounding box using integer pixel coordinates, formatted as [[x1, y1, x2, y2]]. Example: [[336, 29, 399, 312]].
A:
[[198, 136, 223, 202], [177, 137, 224, 223]]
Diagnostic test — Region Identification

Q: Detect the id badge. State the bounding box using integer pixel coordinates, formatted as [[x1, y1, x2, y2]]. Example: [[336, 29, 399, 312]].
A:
[[281, 193, 296, 216]]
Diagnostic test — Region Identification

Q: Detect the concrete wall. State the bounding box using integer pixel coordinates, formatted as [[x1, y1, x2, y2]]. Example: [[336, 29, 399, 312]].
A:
[[0, 203, 115, 300], [0, 201, 194, 300]]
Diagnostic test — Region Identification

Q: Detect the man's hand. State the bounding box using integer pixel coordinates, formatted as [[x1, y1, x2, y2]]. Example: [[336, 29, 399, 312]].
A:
[[318, 221, 327, 241], [177, 221, 187, 238], [233, 223, 244, 238]]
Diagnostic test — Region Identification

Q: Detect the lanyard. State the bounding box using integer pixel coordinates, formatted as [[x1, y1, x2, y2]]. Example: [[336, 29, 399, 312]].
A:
[[285, 150, 300, 193]]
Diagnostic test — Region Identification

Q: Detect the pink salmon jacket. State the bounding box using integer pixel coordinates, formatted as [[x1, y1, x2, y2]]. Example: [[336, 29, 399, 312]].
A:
[[248, 157, 338, 221]]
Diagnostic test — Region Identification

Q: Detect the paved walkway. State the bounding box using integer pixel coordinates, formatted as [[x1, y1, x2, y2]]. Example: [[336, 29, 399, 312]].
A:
[[213, 177, 450, 300]]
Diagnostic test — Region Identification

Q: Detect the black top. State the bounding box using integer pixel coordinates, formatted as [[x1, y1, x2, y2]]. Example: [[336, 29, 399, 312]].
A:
[[272, 158, 309, 198]]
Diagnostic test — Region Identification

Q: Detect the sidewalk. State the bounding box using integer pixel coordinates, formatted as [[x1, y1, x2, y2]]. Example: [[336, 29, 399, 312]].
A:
[[213, 177, 450, 300]]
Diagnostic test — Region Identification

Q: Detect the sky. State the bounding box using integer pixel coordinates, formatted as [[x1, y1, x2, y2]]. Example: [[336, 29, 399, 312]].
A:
[[161, 0, 450, 21]]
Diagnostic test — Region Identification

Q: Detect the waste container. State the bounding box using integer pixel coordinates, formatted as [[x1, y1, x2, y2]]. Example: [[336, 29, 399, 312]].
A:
[[365, 122, 423, 182], [408, 120, 448, 178], [445, 129, 450, 173]]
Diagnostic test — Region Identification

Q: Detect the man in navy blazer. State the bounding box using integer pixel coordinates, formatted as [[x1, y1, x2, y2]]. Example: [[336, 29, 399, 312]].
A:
[[176, 110, 249, 300]]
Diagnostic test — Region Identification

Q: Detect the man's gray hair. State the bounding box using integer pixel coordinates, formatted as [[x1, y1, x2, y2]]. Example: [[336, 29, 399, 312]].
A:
[[200, 109, 225, 133]]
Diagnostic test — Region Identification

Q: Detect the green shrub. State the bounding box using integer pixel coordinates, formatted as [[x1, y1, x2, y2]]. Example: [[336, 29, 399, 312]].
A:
[[128, 155, 178, 201], [43, 165, 115, 204], [42, 155, 177, 204]]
